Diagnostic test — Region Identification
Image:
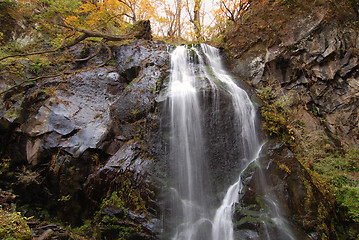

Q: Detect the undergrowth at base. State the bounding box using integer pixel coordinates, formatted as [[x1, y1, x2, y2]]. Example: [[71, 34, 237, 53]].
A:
[[0, 209, 32, 240]]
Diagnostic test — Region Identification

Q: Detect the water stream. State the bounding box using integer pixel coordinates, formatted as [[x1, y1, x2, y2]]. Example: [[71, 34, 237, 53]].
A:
[[165, 44, 297, 240]]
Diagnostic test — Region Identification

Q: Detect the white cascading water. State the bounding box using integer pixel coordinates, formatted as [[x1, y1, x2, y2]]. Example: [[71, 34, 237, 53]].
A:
[[167, 44, 296, 240], [199, 44, 261, 240], [168, 46, 211, 240]]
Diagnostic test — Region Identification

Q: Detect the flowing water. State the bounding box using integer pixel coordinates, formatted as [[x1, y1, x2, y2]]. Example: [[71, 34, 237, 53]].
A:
[[165, 44, 297, 240], [167, 46, 211, 240]]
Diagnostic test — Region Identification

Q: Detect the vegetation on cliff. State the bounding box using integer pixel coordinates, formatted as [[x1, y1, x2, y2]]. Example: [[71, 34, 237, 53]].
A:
[[216, 0, 358, 238], [215, 0, 358, 57]]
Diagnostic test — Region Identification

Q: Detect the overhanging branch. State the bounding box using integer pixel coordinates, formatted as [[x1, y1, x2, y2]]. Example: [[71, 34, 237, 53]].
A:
[[0, 20, 152, 62]]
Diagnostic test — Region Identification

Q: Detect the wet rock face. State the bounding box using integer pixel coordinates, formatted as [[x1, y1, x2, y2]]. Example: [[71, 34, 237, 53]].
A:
[[229, 14, 359, 238], [111, 42, 169, 123], [0, 40, 169, 238], [200, 87, 262, 197], [232, 22, 359, 148], [234, 141, 336, 240]]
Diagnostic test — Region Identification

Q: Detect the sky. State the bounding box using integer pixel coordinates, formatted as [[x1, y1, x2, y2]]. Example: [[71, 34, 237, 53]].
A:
[[150, 0, 221, 40]]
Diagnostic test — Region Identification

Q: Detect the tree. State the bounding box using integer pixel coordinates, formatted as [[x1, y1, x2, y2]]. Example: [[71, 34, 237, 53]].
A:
[[220, 0, 251, 23], [175, 0, 183, 41], [150, 0, 184, 41], [64, 0, 129, 32], [118, 0, 137, 23], [186, 0, 202, 40], [0, 0, 152, 64], [193, 0, 201, 39], [150, 0, 176, 38]]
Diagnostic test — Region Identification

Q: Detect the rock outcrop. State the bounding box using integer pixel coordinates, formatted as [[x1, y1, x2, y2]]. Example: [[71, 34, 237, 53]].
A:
[[230, 9, 358, 149], [0, 40, 169, 239], [223, 1, 359, 238]]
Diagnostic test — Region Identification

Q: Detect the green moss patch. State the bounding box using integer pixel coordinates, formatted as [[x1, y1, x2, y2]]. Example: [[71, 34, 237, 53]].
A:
[[0, 209, 32, 240]]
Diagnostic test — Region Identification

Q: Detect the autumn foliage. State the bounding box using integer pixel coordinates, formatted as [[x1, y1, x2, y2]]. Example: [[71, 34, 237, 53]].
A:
[[5, 0, 257, 43]]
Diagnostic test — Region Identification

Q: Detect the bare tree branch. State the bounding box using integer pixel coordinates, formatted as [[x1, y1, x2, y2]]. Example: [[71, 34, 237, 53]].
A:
[[58, 23, 133, 41], [0, 20, 154, 63], [0, 74, 63, 95], [0, 30, 76, 62], [221, 1, 236, 22], [117, 0, 137, 22], [75, 40, 106, 62], [99, 43, 112, 67], [0, 18, 152, 64]]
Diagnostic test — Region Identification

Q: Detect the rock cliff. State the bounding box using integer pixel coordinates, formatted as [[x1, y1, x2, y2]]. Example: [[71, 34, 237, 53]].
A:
[[0, 40, 170, 239], [219, 0, 359, 238]]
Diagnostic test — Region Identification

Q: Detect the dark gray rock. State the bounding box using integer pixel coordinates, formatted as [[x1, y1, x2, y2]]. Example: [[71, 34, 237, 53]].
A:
[[111, 41, 170, 123], [231, 22, 359, 147], [0, 41, 170, 239], [235, 140, 333, 240], [228, 12, 359, 239]]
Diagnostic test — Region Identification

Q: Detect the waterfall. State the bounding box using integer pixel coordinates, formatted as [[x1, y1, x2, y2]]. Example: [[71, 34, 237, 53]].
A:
[[167, 45, 210, 240], [165, 44, 297, 240]]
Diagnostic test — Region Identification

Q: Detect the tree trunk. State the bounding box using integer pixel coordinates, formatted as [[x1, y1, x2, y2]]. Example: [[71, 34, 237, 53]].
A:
[[176, 0, 182, 41], [193, 0, 201, 40]]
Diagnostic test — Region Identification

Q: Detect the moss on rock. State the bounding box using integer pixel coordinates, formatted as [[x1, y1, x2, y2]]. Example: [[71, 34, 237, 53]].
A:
[[0, 209, 32, 240]]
